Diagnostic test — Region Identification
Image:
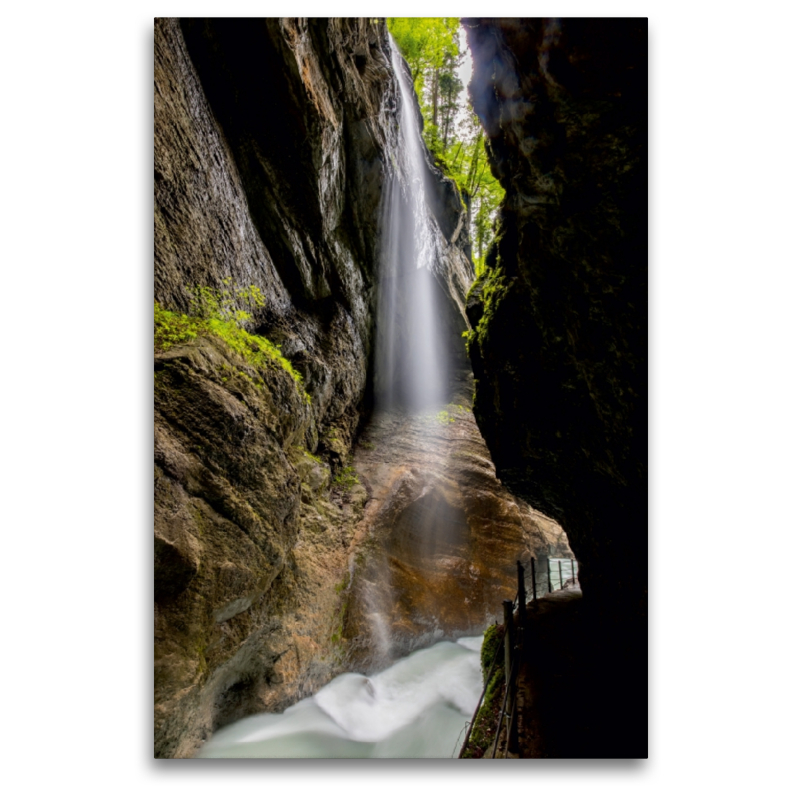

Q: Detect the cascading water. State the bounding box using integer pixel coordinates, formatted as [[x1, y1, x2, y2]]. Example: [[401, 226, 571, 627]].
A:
[[195, 636, 483, 758], [374, 39, 449, 411], [194, 36, 481, 760], [358, 37, 465, 669]]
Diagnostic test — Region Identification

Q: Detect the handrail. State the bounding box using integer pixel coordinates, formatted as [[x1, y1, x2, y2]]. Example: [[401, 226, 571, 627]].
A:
[[460, 556, 579, 758], [490, 648, 518, 758], [457, 625, 505, 758], [490, 589, 523, 758], [458, 591, 520, 759], [502, 684, 519, 759]]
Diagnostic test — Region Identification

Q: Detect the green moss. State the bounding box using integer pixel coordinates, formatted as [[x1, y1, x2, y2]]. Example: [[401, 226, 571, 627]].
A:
[[331, 575, 352, 643], [421, 407, 458, 425], [462, 667, 504, 758], [154, 282, 310, 404], [461, 623, 505, 759], [205, 316, 309, 402], [480, 623, 503, 682], [462, 259, 511, 357], [332, 465, 360, 490], [472, 265, 511, 351], [154, 301, 199, 350]]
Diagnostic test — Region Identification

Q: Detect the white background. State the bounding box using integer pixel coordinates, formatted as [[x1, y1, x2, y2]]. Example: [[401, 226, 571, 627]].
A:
[[2, 1, 798, 797]]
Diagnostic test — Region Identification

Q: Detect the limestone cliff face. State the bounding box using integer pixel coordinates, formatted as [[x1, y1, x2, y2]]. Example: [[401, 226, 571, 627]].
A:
[[154, 18, 477, 758], [156, 18, 393, 459], [463, 18, 647, 755]]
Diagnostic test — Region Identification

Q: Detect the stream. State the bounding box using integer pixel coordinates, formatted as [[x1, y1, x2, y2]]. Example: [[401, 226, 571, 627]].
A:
[[195, 636, 483, 758]]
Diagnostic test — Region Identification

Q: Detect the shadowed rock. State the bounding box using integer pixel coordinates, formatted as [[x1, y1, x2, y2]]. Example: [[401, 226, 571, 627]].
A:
[[463, 17, 648, 757]]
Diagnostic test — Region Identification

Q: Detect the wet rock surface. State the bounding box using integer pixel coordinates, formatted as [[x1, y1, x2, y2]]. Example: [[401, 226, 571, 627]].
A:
[[154, 334, 368, 757], [463, 18, 647, 755], [343, 372, 571, 672]]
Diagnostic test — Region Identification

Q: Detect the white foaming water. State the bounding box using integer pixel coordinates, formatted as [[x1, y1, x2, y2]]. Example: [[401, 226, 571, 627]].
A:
[[374, 39, 448, 412], [195, 636, 483, 759]]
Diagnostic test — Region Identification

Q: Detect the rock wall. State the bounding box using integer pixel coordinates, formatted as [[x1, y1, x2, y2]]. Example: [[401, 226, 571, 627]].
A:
[[156, 17, 391, 460], [154, 18, 478, 758], [464, 17, 647, 610], [463, 18, 647, 754]]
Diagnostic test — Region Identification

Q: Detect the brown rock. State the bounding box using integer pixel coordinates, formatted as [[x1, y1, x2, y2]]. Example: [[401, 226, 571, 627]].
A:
[[343, 372, 571, 671], [153, 17, 476, 757]]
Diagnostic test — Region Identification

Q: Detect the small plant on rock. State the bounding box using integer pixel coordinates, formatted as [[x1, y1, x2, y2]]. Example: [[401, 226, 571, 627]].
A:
[[332, 465, 360, 490], [154, 279, 310, 404]]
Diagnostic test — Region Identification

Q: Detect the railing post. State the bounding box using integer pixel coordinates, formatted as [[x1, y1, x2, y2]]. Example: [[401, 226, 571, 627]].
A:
[[530, 556, 537, 600], [572, 559, 577, 585], [502, 599, 519, 756], [547, 559, 553, 593], [503, 600, 513, 688], [516, 561, 526, 629], [558, 559, 563, 590]]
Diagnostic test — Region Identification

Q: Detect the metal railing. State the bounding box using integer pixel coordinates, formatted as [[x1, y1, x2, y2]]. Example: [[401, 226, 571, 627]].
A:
[[459, 555, 579, 758], [525, 556, 579, 602]]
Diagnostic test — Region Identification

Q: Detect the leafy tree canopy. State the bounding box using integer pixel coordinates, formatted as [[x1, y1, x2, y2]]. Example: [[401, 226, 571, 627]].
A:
[[387, 17, 459, 94], [387, 17, 503, 274]]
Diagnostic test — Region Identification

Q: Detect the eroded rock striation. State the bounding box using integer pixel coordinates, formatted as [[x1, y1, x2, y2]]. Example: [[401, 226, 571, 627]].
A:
[[463, 18, 647, 755], [345, 371, 570, 672]]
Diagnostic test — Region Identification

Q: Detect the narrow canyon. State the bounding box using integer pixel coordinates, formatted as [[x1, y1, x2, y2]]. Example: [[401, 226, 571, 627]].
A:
[[154, 17, 646, 759]]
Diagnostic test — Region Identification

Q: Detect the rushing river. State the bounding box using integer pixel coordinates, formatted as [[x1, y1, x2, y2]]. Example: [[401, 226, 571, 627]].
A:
[[195, 636, 483, 758]]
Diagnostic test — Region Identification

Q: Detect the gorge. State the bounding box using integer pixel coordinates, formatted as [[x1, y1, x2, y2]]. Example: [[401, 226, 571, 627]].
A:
[[154, 17, 646, 759]]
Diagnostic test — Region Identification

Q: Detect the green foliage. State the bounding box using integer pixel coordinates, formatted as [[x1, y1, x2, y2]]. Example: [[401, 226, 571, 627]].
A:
[[332, 465, 360, 490], [154, 281, 309, 404], [154, 302, 199, 350], [387, 19, 504, 268], [444, 115, 504, 266], [468, 265, 510, 354], [387, 18, 459, 95], [461, 623, 505, 758]]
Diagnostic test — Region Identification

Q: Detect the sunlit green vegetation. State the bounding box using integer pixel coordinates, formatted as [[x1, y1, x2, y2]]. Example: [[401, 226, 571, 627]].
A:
[[387, 18, 503, 274], [154, 278, 309, 403]]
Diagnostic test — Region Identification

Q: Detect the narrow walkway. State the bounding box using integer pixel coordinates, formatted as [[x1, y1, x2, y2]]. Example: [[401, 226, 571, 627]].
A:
[[514, 586, 584, 757], [496, 583, 646, 758]]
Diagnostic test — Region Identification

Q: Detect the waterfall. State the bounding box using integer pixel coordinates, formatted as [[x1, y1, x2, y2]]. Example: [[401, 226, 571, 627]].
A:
[[374, 38, 449, 411], [361, 36, 458, 666], [194, 36, 480, 761]]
